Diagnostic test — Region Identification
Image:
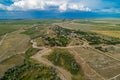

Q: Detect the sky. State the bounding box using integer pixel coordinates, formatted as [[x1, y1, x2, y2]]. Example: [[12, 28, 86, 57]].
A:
[[0, 0, 120, 19]]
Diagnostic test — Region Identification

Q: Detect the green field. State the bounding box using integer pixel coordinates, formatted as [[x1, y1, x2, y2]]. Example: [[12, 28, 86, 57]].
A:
[[0, 19, 62, 36]]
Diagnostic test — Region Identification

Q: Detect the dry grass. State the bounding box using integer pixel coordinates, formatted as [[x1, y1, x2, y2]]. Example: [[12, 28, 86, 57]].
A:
[[92, 30, 120, 38], [0, 54, 24, 76], [34, 37, 45, 47], [0, 31, 30, 62], [68, 38, 84, 46], [0, 30, 30, 76], [72, 47, 120, 79]]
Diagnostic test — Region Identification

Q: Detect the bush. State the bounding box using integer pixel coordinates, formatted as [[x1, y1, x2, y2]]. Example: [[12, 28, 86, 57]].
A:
[[47, 48, 81, 75], [45, 36, 69, 47]]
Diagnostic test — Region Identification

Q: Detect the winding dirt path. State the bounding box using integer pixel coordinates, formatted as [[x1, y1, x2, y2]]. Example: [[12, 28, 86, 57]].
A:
[[30, 40, 105, 80], [30, 40, 72, 80], [30, 39, 120, 80]]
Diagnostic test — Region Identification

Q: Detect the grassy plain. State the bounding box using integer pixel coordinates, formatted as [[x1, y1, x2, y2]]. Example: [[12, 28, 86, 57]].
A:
[[0, 20, 30, 76], [57, 19, 120, 38], [0, 31, 30, 62], [0, 19, 120, 80], [0, 54, 24, 76], [72, 47, 120, 79], [92, 30, 120, 38], [0, 29, 30, 76]]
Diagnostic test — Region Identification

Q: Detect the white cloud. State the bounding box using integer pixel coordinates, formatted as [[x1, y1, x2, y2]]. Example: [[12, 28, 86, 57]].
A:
[[8, 0, 46, 10], [0, 0, 91, 12], [100, 8, 120, 13], [59, 3, 67, 12], [0, 4, 7, 10], [68, 3, 91, 11]]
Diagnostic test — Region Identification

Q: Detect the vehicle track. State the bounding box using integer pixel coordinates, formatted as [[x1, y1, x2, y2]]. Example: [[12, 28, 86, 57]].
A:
[[0, 34, 7, 46], [30, 39, 120, 80], [30, 40, 72, 80]]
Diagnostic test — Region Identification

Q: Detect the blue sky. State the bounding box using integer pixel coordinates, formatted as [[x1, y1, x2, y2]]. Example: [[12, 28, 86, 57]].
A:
[[0, 0, 120, 19]]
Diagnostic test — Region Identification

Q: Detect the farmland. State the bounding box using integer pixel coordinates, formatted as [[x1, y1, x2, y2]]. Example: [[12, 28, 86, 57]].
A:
[[0, 19, 120, 80]]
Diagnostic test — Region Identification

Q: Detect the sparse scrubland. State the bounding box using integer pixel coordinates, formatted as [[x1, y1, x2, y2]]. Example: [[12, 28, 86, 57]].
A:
[[0, 19, 120, 80], [1, 59, 60, 80], [1, 46, 60, 80], [47, 48, 84, 80]]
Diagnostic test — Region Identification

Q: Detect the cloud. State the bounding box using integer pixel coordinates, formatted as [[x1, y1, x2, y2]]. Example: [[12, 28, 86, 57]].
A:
[[100, 8, 120, 13], [0, 0, 91, 12], [0, 4, 7, 9], [68, 3, 91, 11]]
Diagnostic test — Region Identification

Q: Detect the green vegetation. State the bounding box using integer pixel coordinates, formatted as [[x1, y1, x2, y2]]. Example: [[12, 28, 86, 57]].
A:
[[0, 23, 30, 76], [0, 54, 24, 65], [95, 46, 108, 52], [47, 48, 83, 80], [60, 19, 120, 32], [0, 25, 21, 36], [0, 19, 62, 25], [74, 30, 120, 45], [25, 47, 40, 59], [0, 19, 62, 37], [47, 49, 80, 74], [1, 19, 120, 80], [1, 60, 60, 80], [23, 25, 70, 47], [75, 20, 110, 26], [0, 32, 30, 63], [0, 54, 24, 76], [45, 36, 69, 47], [21, 26, 45, 39], [52, 25, 72, 36], [42, 26, 72, 47], [0, 20, 32, 36], [34, 37, 45, 47], [52, 25, 120, 45], [0, 47, 60, 80]]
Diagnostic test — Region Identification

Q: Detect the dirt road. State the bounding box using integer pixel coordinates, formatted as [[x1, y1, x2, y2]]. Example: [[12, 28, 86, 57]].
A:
[[30, 40, 72, 80], [30, 39, 120, 80]]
